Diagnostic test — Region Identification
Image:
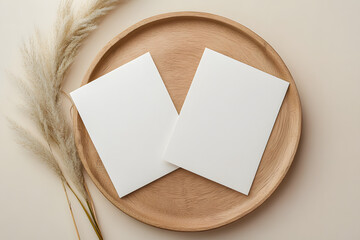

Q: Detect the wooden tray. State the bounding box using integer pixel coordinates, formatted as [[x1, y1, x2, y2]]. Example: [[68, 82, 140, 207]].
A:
[[73, 12, 302, 231]]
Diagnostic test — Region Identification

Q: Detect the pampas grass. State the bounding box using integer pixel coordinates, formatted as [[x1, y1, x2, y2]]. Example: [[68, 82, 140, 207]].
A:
[[10, 0, 121, 239]]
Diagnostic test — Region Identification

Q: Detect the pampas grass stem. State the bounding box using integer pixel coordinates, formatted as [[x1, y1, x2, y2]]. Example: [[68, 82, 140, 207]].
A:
[[66, 182, 104, 240], [62, 181, 81, 240]]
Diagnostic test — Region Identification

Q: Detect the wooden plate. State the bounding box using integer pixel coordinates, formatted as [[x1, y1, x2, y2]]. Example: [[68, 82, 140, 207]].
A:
[[73, 12, 302, 231]]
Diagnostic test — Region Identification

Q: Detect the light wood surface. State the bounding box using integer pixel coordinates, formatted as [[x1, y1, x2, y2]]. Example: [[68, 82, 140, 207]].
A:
[[73, 12, 301, 231]]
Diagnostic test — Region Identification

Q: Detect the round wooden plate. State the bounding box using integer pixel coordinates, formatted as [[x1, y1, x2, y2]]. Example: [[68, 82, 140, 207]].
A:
[[73, 12, 302, 231]]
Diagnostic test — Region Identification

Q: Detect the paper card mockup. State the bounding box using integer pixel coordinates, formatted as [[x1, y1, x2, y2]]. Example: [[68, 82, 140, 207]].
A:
[[71, 52, 178, 197], [164, 48, 289, 195]]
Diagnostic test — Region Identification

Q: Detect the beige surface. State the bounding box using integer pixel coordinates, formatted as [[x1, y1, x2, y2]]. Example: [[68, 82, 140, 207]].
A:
[[0, 0, 359, 239]]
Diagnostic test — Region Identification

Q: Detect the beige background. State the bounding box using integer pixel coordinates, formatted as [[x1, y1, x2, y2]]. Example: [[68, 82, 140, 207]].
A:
[[1, 0, 359, 239]]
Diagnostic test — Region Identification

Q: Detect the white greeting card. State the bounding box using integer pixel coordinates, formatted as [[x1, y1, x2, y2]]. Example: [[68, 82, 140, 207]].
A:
[[71, 53, 178, 197], [164, 48, 289, 195]]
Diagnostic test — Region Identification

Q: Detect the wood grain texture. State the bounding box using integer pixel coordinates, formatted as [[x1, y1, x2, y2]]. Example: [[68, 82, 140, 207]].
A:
[[73, 12, 302, 231]]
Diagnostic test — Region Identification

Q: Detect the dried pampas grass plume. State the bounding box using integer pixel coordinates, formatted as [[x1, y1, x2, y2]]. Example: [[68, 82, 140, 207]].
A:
[[10, 0, 122, 239]]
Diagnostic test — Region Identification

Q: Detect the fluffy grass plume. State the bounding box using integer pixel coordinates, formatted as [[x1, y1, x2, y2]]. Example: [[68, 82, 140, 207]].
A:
[[10, 0, 122, 238]]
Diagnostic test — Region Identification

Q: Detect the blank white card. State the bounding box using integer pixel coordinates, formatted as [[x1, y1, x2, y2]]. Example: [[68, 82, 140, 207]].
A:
[[71, 53, 178, 197], [164, 48, 289, 195]]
